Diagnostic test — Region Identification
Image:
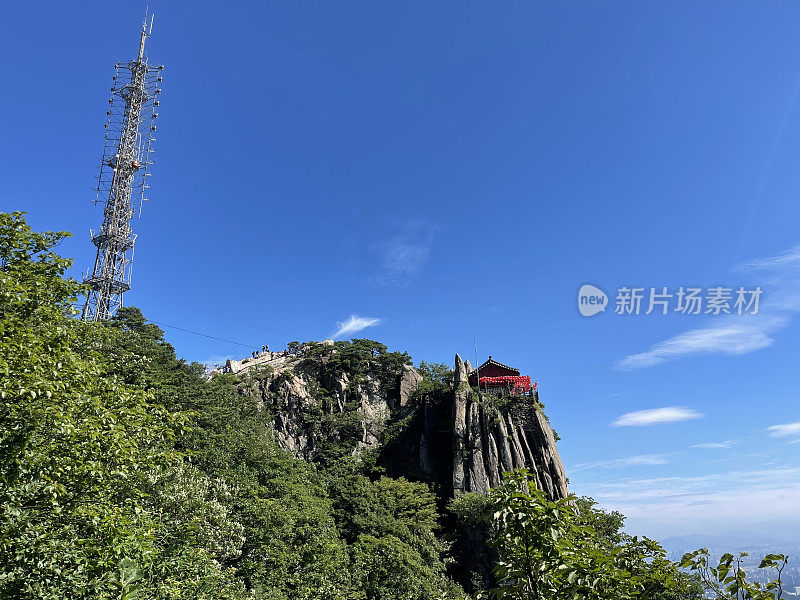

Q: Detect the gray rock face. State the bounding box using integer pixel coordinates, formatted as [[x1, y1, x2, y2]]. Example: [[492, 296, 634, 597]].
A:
[[237, 355, 397, 461], [231, 347, 568, 502], [419, 402, 436, 479], [449, 354, 569, 500], [466, 402, 489, 494], [452, 355, 470, 491], [399, 365, 423, 414]]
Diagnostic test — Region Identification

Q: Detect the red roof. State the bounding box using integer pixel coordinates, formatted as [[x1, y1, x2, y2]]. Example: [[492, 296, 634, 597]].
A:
[[468, 356, 522, 385], [476, 357, 520, 375]]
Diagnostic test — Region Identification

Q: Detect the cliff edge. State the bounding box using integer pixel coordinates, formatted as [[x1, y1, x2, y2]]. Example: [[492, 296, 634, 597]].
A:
[[225, 341, 568, 501]]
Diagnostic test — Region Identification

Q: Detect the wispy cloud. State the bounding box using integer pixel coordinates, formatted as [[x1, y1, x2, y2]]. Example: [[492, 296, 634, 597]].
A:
[[693, 440, 737, 449], [570, 466, 800, 537], [740, 244, 800, 273], [613, 406, 703, 427], [332, 314, 382, 339], [617, 317, 783, 370], [375, 221, 437, 287], [618, 242, 800, 370], [767, 422, 800, 438], [571, 454, 671, 472]]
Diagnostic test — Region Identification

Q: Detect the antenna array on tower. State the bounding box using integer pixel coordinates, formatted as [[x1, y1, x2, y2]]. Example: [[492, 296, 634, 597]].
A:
[[82, 15, 164, 322]]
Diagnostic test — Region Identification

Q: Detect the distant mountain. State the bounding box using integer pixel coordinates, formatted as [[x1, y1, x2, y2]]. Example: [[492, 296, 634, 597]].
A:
[[660, 532, 800, 596], [661, 531, 796, 555]]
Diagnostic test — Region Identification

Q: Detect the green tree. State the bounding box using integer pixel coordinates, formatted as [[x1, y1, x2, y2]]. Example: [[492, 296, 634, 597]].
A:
[[485, 470, 701, 600], [0, 212, 244, 599], [680, 549, 787, 600], [101, 307, 353, 599], [0, 211, 163, 596], [303, 338, 412, 394], [329, 474, 459, 600], [574, 496, 626, 546], [448, 492, 495, 593], [416, 362, 454, 396]]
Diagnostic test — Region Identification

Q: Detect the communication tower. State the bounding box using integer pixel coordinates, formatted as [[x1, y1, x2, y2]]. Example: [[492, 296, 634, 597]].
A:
[[82, 14, 163, 321]]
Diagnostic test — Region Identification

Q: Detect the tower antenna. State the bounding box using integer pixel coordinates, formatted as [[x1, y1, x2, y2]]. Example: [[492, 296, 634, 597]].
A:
[[473, 317, 481, 390], [81, 18, 164, 321]]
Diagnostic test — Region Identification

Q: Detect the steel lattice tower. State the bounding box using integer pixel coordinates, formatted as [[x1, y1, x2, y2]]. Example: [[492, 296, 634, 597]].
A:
[[82, 15, 163, 321]]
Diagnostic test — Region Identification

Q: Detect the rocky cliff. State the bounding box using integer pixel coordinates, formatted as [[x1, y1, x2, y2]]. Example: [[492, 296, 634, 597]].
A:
[[226, 342, 568, 501], [450, 354, 569, 499]]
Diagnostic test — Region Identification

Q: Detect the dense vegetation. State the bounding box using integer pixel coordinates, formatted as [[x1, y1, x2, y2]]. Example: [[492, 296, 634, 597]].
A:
[[0, 212, 789, 599]]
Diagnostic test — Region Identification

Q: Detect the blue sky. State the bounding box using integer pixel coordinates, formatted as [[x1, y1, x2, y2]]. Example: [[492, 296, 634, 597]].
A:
[[5, 1, 800, 541]]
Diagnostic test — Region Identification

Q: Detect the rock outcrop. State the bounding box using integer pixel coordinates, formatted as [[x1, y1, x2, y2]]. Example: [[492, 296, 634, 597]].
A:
[[234, 351, 394, 461], [399, 365, 423, 414], [450, 354, 568, 499], [226, 344, 568, 501]]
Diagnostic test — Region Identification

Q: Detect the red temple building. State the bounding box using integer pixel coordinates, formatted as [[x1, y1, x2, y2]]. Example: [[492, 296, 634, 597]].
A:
[[468, 356, 536, 396]]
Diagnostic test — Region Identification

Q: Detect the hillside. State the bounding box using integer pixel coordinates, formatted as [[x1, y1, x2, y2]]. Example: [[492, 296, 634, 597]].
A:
[[217, 342, 569, 503]]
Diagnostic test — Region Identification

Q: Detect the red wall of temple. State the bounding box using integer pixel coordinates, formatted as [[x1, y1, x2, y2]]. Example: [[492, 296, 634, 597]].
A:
[[479, 363, 518, 378]]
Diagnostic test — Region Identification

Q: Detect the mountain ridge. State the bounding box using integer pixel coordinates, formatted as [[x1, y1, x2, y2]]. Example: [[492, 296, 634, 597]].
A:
[[214, 340, 569, 502]]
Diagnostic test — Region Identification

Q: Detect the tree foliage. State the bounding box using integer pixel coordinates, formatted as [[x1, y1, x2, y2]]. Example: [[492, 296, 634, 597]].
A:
[[485, 470, 702, 600], [680, 549, 787, 600], [486, 477, 790, 600], [302, 338, 411, 394], [0, 212, 244, 598]]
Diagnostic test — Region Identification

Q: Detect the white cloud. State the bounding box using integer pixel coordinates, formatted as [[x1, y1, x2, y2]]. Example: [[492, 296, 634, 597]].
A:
[[376, 221, 437, 287], [570, 466, 800, 538], [767, 422, 800, 438], [738, 244, 800, 273], [571, 454, 671, 472], [613, 406, 703, 427], [332, 314, 382, 339], [617, 317, 783, 370], [692, 440, 737, 449], [735, 244, 800, 314]]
